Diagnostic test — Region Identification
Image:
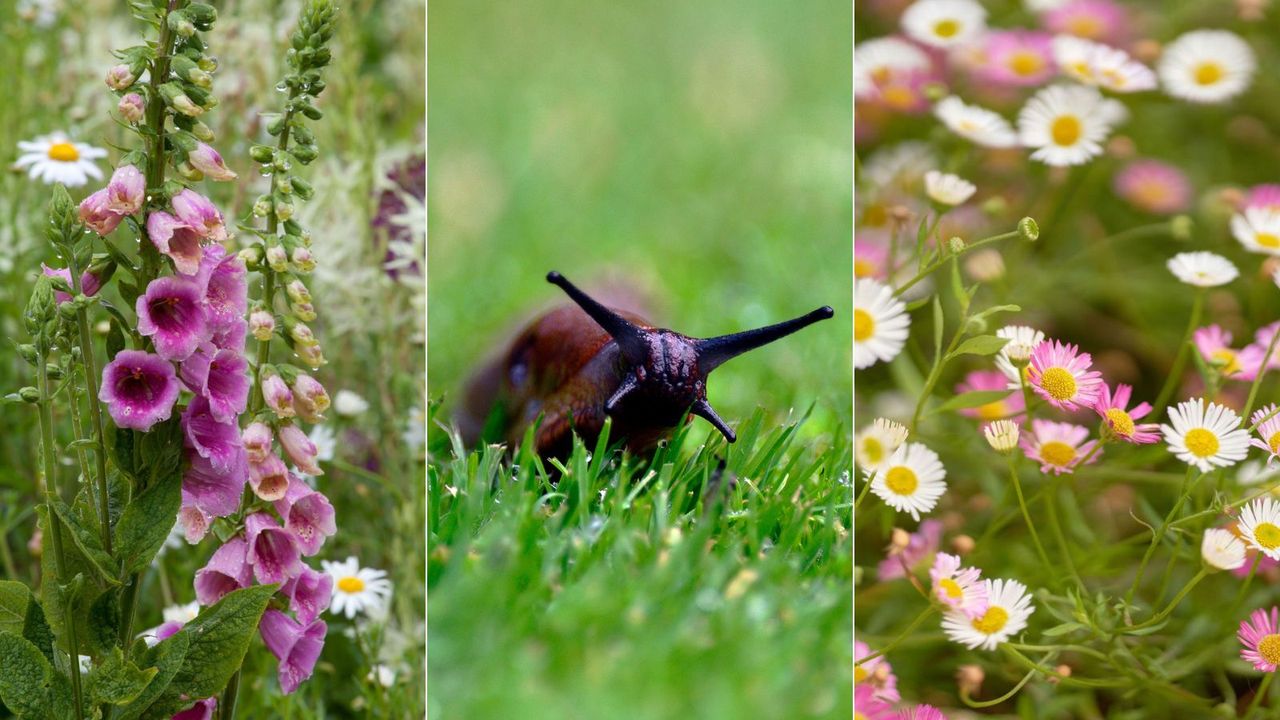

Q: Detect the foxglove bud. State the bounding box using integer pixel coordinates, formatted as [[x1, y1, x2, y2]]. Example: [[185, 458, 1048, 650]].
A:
[[285, 280, 312, 305], [106, 64, 135, 90], [191, 120, 215, 143], [249, 309, 275, 341], [189, 142, 237, 181], [250, 145, 275, 164], [262, 372, 296, 419], [292, 374, 330, 423], [253, 196, 273, 217], [243, 421, 274, 463], [297, 343, 326, 369], [161, 82, 203, 116], [198, 56, 219, 73], [291, 246, 316, 273], [118, 93, 145, 123], [278, 423, 323, 476], [167, 9, 196, 37], [275, 201, 295, 221], [291, 302, 317, 322], [289, 321, 317, 347], [266, 245, 289, 273]]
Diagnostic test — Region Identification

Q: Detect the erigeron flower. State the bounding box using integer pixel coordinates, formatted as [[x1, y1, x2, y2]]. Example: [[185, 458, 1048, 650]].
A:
[[1167, 251, 1238, 287], [1113, 160, 1192, 214], [934, 96, 1019, 148], [1194, 325, 1264, 381], [855, 685, 895, 720], [1239, 606, 1280, 672], [855, 36, 933, 101], [1158, 30, 1256, 104], [865, 442, 947, 521], [956, 371, 1024, 421], [942, 578, 1035, 650], [899, 705, 947, 720], [1245, 184, 1280, 213], [930, 553, 988, 619], [1202, 528, 1247, 571], [1052, 35, 1154, 92], [877, 519, 942, 580], [1251, 405, 1280, 465], [983, 420, 1020, 454], [853, 640, 900, 702], [900, 0, 987, 49], [1231, 207, 1280, 256], [1092, 383, 1159, 444], [15, 132, 107, 186], [924, 171, 976, 206], [1018, 84, 1126, 166], [994, 325, 1045, 388], [322, 556, 393, 619], [1027, 340, 1102, 410], [1021, 420, 1099, 474], [979, 31, 1056, 87], [855, 278, 911, 369], [1240, 498, 1280, 561], [1043, 0, 1129, 44], [1161, 398, 1250, 472], [856, 418, 909, 472]]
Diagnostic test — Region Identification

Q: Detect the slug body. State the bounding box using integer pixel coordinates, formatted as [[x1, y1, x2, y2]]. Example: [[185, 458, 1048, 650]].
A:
[[458, 272, 833, 459]]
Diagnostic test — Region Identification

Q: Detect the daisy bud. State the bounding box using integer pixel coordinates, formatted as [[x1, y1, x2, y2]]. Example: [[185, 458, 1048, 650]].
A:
[[1018, 216, 1039, 242], [105, 64, 135, 90], [266, 245, 289, 273], [956, 665, 984, 696], [262, 372, 296, 419], [189, 142, 237, 181], [1006, 342, 1034, 368], [279, 423, 324, 476], [1202, 528, 1247, 571], [243, 421, 274, 464], [1049, 664, 1072, 685], [889, 527, 911, 553], [292, 374, 330, 423], [951, 534, 975, 555], [286, 280, 312, 305], [947, 236, 966, 254], [297, 343, 326, 369], [1170, 214, 1193, 241], [249, 309, 276, 341], [291, 246, 316, 273], [118, 93, 145, 123], [983, 420, 1020, 454]]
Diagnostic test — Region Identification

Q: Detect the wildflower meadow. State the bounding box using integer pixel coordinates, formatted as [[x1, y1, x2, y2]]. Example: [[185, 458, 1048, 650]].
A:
[[856, 1, 1280, 718]]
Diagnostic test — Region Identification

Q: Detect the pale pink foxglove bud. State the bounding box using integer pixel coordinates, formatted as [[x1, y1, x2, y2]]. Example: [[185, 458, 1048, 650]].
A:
[[278, 423, 324, 476], [291, 302, 317, 322], [297, 343, 326, 369], [118, 93, 145, 123], [286, 280, 312, 305], [289, 322, 317, 347], [266, 245, 288, 272], [249, 310, 275, 341], [105, 64, 135, 90], [292, 374, 330, 423], [291, 246, 316, 273], [242, 421, 274, 464], [262, 373, 296, 419], [189, 142, 238, 181]]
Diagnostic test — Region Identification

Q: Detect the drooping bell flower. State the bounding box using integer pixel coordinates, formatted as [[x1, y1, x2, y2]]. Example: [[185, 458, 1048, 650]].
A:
[[137, 275, 210, 360], [189, 142, 238, 181], [242, 422, 273, 463], [78, 164, 144, 235], [249, 453, 290, 502], [274, 476, 336, 556], [99, 350, 180, 431], [146, 211, 207, 276], [194, 537, 252, 606], [281, 566, 334, 625], [210, 317, 247, 352], [182, 395, 247, 474], [180, 345, 249, 423], [178, 499, 213, 544], [245, 512, 303, 584], [249, 309, 275, 341], [199, 247, 248, 334], [259, 610, 326, 694], [278, 423, 324, 476], [171, 189, 227, 242], [182, 450, 246, 517], [172, 698, 217, 720], [42, 264, 102, 304], [292, 374, 330, 423], [262, 373, 295, 418]]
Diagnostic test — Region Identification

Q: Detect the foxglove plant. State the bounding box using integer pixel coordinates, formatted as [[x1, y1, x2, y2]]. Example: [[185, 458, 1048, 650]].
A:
[[0, 2, 339, 719]]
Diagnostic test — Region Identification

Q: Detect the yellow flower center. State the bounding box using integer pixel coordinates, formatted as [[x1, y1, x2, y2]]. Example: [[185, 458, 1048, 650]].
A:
[[1184, 428, 1220, 459], [977, 401, 1008, 421], [854, 309, 876, 342], [1105, 408, 1136, 437], [862, 437, 884, 465], [854, 666, 869, 683], [854, 258, 876, 278], [1211, 349, 1242, 375], [1039, 441, 1077, 467], [1194, 61, 1224, 86], [1256, 232, 1280, 249], [933, 19, 960, 38], [870, 67, 892, 85], [939, 577, 964, 599], [881, 84, 916, 110], [1050, 116, 1082, 147], [1039, 366, 1078, 401], [1064, 15, 1103, 39], [47, 142, 79, 162], [1269, 431, 1280, 454], [972, 606, 1009, 634], [1256, 522, 1280, 550], [1260, 634, 1280, 665], [1007, 50, 1044, 77], [1101, 69, 1126, 88], [884, 466, 918, 496], [1070, 61, 1093, 80], [338, 576, 366, 594], [1132, 180, 1170, 208], [855, 713, 869, 720]]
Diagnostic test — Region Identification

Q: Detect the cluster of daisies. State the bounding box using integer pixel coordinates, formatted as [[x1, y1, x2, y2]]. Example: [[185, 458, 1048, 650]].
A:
[[857, 0, 1257, 167]]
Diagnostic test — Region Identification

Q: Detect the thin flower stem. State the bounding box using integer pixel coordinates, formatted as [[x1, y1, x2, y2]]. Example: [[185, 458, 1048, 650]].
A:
[[1152, 290, 1204, 420], [853, 480, 872, 512], [1248, 405, 1280, 433], [1127, 466, 1198, 605], [1045, 476, 1084, 589], [1009, 455, 1053, 572], [894, 230, 1021, 296], [1244, 325, 1280, 419], [1124, 567, 1208, 632], [1007, 642, 1110, 662], [853, 604, 937, 667], [910, 306, 968, 432], [66, 252, 112, 554], [1002, 645, 1129, 688], [960, 667, 1040, 708], [1246, 672, 1274, 718], [1230, 554, 1263, 618]]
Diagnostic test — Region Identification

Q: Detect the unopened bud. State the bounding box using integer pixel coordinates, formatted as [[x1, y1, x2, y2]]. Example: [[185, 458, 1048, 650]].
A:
[[167, 10, 196, 37], [1170, 215, 1193, 241], [291, 301, 317, 322], [956, 664, 984, 696], [297, 342, 325, 369], [266, 245, 288, 272], [291, 246, 315, 273], [983, 420, 1020, 454], [285, 280, 312, 305], [118, 93, 145, 123], [18, 387, 40, 403], [889, 528, 911, 553], [1006, 343, 1034, 368], [951, 534, 975, 555], [191, 121, 215, 143], [249, 310, 275, 341], [947, 236, 966, 254], [275, 201, 295, 221], [250, 145, 275, 164], [105, 64, 135, 90], [1018, 217, 1039, 242], [253, 196, 273, 217]]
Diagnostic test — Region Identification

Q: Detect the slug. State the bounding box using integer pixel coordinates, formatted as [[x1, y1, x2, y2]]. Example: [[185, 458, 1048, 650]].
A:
[[457, 271, 833, 459]]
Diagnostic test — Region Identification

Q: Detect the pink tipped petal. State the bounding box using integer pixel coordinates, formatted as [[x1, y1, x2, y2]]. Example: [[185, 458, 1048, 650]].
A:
[[274, 477, 336, 556], [137, 276, 210, 360], [259, 610, 326, 694], [282, 566, 334, 625]]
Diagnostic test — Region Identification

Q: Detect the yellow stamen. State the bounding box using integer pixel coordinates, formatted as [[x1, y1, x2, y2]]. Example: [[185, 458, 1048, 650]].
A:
[[1105, 408, 1136, 437], [972, 606, 1009, 634], [1256, 523, 1280, 550], [854, 258, 876, 278], [854, 309, 876, 342], [977, 401, 1008, 421], [933, 19, 960, 38], [1039, 367, 1077, 401], [939, 577, 964, 599], [1259, 634, 1280, 665], [1255, 233, 1280, 249], [862, 437, 884, 465], [1269, 431, 1280, 454], [854, 666, 869, 683], [47, 142, 80, 162], [338, 576, 366, 594], [884, 466, 918, 496], [1039, 441, 1077, 467], [1184, 428, 1219, 458], [1194, 62, 1224, 86], [1050, 116, 1082, 147], [1007, 50, 1044, 77]]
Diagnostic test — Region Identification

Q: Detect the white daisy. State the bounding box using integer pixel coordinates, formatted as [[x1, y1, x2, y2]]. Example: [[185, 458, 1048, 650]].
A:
[[1158, 30, 1256, 104], [1201, 528, 1247, 571], [1160, 398, 1250, 472], [1052, 36, 1155, 93], [924, 170, 976, 206], [309, 424, 337, 463], [855, 37, 933, 99], [322, 556, 393, 620], [930, 552, 988, 618], [1167, 251, 1238, 287], [334, 389, 370, 416], [163, 601, 201, 625], [901, 0, 987, 49], [855, 278, 911, 369], [14, 132, 107, 187], [934, 96, 1020, 148], [856, 418, 910, 472], [862, 141, 937, 192], [1018, 84, 1126, 166], [1231, 207, 1280, 256], [994, 325, 1045, 388], [865, 441, 947, 520], [942, 578, 1034, 650], [1238, 498, 1280, 560], [368, 664, 397, 688]]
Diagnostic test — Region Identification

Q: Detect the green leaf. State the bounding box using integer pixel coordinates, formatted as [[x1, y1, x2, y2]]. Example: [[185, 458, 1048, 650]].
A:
[[36, 509, 107, 656], [1042, 621, 1087, 637], [114, 632, 190, 720], [139, 417, 184, 489], [87, 647, 158, 706], [137, 585, 276, 719], [49, 499, 119, 586], [86, 588, 122, 657], [947, 335, 1009, 359], [110, 427, 139, 484], [970, 303, 1021, 324], [949, 258, 968, 315], [933, 389, 1014, 414], [0, 631, 74, 720], [114, 471, 181, 577], [0, 580, 54, 665], [931, 295, 943, 359]]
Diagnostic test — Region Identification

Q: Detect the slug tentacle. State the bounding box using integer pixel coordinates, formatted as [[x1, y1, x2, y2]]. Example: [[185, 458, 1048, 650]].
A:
[[695, 306, 836, 374]]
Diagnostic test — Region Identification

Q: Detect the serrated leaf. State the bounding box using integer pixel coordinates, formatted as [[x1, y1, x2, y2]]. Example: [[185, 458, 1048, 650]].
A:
[[87, 646, 158, 706], [0, 631, 74, 719], [115, 632, 190, 720], [37, 509, 107, 656], [0, 580, 54, 665], [49, 498, 118, 586], [933, 389, 1014, 414], [948, 335, 1009, 359], [115, 472, 182, 576]]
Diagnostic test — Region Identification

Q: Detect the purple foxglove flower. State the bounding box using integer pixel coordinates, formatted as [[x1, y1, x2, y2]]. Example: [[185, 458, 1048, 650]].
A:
[[197, 247, 248, 334], [250, 453, 290, 502], [183, 450, 246, 518], [292, 375, 330, 423], [42, 264, 101, 304], [180, 347, 248, 423], [182, 395, 247, 474], [274, 477, 336, 556], [210, 318, 247, 352], [245, 512, 302, 584], [172, 698, 217, 720], [249, 310, 275, 341], [281, 566, 333, 625], [178, 501, 212, 544], [154, 620, 185, 643], [194, 537, 252, 605], [99, 350, 180, 431], [243, 422, 273, 464], [260, 610, 326, 694], [262, 374, 296, 418], [278, 423, 324, 476], [146, 211, 206, 276], [118, 93, 145, 123], [78, 190, 124, 236], [104, 164, 145, 215], [137, 276, 210, 360], [171, 189, 227, 242], [189, 142, 238, 181]]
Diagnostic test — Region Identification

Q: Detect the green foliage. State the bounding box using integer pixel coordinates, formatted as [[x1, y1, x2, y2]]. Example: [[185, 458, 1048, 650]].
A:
[[0, 631, 74, 720], [112, 472, 181, 577]]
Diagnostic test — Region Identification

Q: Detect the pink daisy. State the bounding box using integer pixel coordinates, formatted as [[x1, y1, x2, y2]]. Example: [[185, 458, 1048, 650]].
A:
[[1113, 160, 1192, 215], [1027, 340, 1103, 410], [855, 685, 896, 720], [1255, 322, 1280, 371], [1021, 420, 1100, 475], [1246, 184, 1280, 213], [978, 31, 1056, 87], [877, 519, 942, 580], [1042, 0, 1130, 45], [899, 706, 947, 720], [855, 234, 891, 281], [1235, 549, 1280, 579], [854, 640, 899, 702], [1194, 325, 1265, 382], [955, 370, 1025, 421], [929, 553, 988, 619], [1239, 606, 1280, 672], [1252, 405, 1280, 465], [1093, 382, 1159, 444]]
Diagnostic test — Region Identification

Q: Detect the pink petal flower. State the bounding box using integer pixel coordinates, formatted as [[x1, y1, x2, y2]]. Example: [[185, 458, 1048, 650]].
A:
[[245, 512, 302, 585], [259, 610, 326, 694], [99, 350, 180, 431], [274, 476, 336, 556], [281, 566, 334, 625], [194, 537, 252, 605], [189, 142, 238, 181], [1239, 605, 1280, 672], [147, 211, 206, 276], [171, 189, 227, 242], [182, 395, 247, 475], [249, 453, 291, 502], [137, 276, 210, 361], [278, 423, 324, 476]]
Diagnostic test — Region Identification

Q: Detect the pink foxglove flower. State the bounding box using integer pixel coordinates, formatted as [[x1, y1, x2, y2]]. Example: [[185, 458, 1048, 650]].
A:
[[259, 610, 326, 694], [1239, 606, 1280, 672], [274, 477, 336, 556], [249, 453, 291, 502], [147, 211, 207, 275], [99, 350, 180, 431], [178, 501, 213, 544], [292, 374, 330, 423], [194, 537, 253, 605], [1093, 382, 1160, 444], [243, 422, 273, 463], [278, 423, 324, 476], [78, 164, 144, 235], [171, 189, 227, 242], [1021, 419, 1100, 475], [180, 346, 250, 423], [172, 698, 217, 720], [1027, 340, 1103, 411], [137, 276, 210, 360], [183, 452, 247, 518], [245, 512, 303, 584], [105, 64, 135, 90], [1194, 325, 1264, 381], [282, 566, 334, 625], [929, 553, 988, 619], [42, 265, 101, 304], [198, 247, 248, 334], [189, 141, 238, 181], [183, 395, 248, 475], [262, 373, 296, 418]]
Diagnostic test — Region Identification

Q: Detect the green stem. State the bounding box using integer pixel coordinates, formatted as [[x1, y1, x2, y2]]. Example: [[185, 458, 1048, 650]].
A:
[[1127, 466, 1197, 605], [1045, 476, 1084, 589], [1009, 455, 1053, 571], [66, 252, 112, 554], [960, 667, 1039, 708], [1246, 672, 1274, 718], [1002, 645, 1129, 688], [1244, 323, 1280, 418], [1231, 554, 1263, 618], [1124, 567, 1207, 632], [853, 480, 872, 512], [853, 604, 937, 667], [1152, 290, 1204, 420], [910, 307, 969, 432], [894, 229, 1021, 296]]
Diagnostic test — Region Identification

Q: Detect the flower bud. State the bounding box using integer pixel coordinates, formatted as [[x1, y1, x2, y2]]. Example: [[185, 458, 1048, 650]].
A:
[[292, 374, 330, 423], [18, 387, 40, 403], [296, 343, 326, 369], [191, 121, 215, 143], [253, 196, 273, 217], [189, 142, 237, 181], [1006, 343, 1034, 369], [889, 527, 911, 553], [956, 665, 984, 696], [947, 236, 966, 254], [290, 302, 317, 322], [262, 372, 296, 419], [167, 9, 196, 37], [291, 246, 316, 273], [291, 144, 318, 163], [239, 245, 264, 269], [249, 310, 276, 341], [106, 64, 135, 90], [198, 56, 219, 73], [266, 245, 289, 273], [175, 162, 204, 182], [285, 280, 312, 305], [242, 421, 273, 463], [17, 344, 38, 366], [275, 201, 295, 221], [1018, 216, 1039, 242], [289, 321, 317, 347], [951, 534, 975, 555], [250, 145, 275, 164], [278, 423, 324, 476], [983, 420, 1020, 454], [1171, 215, 1194, 241], [118, 93, 145, 123]]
